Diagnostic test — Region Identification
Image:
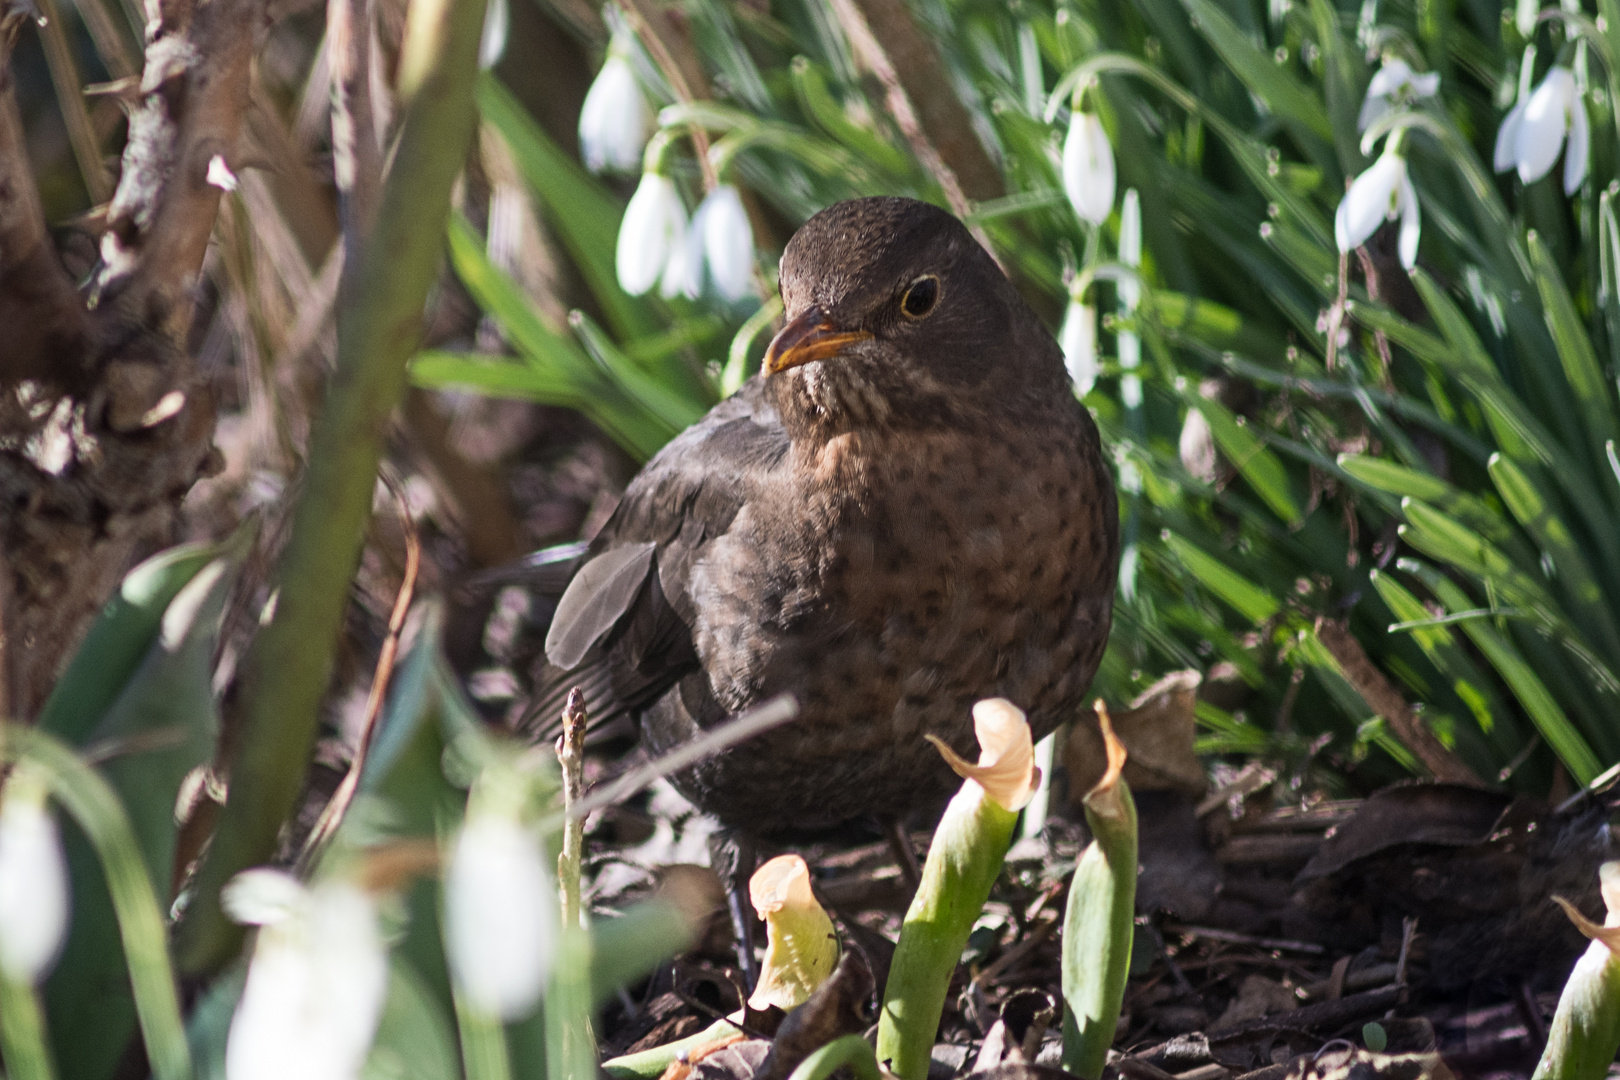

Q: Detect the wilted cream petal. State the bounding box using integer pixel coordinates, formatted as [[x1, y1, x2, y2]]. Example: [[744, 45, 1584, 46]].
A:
[[1081, 700, 1131, 823], [747, 854, 837, 1012], [0, 773, 69, 984], [1062, 112, 1115, 225], [926, 698, 1039, 812]]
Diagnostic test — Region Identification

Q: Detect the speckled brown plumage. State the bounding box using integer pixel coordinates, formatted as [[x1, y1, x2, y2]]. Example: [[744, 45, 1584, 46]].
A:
[[535, 196, 1118, 835]]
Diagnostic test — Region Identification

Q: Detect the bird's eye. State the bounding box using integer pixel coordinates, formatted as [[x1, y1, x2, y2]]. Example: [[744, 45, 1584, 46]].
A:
[[900, 275, 941, 319]]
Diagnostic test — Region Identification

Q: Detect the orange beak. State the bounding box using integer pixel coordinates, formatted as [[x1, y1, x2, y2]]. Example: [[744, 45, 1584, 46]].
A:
[[763, 306, 873, 374]]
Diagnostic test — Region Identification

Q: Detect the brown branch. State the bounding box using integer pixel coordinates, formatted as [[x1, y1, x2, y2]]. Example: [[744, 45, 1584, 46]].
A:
[[92, 0, 264, 344], [1, 0, 265, 715], [1313, 616, 1483, 786], [830, 0, 1003, 213]]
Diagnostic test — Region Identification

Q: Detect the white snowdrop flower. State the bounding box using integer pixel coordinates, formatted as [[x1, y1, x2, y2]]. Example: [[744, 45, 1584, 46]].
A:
[[445, 812, 557, 1020], [1062, 110, 1115, 225], [479, 0, 508, 70], [0, 770, 69, 985], [580, 49, 651, 175], [225, 873, 389, 1080], [1357, 58, 1440, 132], [660, 190, 706, 301], [1334, 146, 1421, 269], [700, 185, 755, 302], [616, 173, 688, 296], [1059, 299, 1099, 394], [1494, 66, 1588, 194]]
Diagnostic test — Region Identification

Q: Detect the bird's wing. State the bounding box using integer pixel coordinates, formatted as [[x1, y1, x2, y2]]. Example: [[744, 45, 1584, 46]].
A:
[[527, 380, 789, 737]]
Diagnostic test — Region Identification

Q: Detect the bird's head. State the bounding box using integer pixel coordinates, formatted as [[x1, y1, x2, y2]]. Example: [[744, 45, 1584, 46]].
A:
[[763, 197, 1062, 434]]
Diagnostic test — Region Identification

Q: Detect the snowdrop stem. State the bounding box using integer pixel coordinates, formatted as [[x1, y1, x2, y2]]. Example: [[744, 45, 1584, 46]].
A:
[[0, 973, 55, 1080], [0, 725, 191, 1080], [453, 980, 514, 1080], [617, 0, 720, 190], [546, 926, 598, 1080]]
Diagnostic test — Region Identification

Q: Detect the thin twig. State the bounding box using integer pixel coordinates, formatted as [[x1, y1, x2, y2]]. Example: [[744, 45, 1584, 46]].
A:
[[556, 688, 587, 930], [1314, 616, 1481, 786], [548, 694, 799, 827], [297, 471, 422, 871]]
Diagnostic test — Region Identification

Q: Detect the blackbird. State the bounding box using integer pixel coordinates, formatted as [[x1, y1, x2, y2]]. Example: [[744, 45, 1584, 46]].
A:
[[534, 196, 1118, 836]]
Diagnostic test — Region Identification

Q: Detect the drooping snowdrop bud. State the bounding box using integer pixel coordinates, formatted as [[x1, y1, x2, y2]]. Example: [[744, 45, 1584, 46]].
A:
[[0, 768, 69, 985], [224, 870, 389, 1080], [1357, 58, 1440, 132], [616, 172, 688, 296], [700, 185, 755, 302], [1335, 145, 1421, 269], [444, 811, 557, 1020], [1062, 110, 1115, 225], [579, 44, 652, 174], [1494, 66, 1589, 194], [1060, 298, 1098, 395]]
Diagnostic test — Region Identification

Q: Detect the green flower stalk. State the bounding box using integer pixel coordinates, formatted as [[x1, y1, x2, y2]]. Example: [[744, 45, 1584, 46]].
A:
[[1061, 701, 1138, 1080], [876, 699, 1040, 1080], [1534, 861, 1620, 1080]]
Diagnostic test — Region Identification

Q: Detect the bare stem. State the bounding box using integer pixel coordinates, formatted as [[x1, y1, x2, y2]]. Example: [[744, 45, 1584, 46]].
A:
[[556, 687, 588, 930]]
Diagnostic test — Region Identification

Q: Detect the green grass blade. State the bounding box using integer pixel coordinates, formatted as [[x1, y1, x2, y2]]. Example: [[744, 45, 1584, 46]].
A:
[[1401, 561, 1603, 783], [1163, 533, 1281, 623], [1528, 231, 1620, 469]]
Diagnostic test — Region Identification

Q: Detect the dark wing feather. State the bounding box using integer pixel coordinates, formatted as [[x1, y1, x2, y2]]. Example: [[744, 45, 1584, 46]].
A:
[[526, 380, 788, 739]]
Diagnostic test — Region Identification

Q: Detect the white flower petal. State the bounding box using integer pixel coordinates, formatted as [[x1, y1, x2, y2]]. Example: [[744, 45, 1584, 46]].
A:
[[1494, 99, 1528, 173], [1062, 112, 1115, 225], [1338, 152, 1405, 252], [1365, 58, 1415, 99], [1397, 174, 1421, 270], [479, 0, 508, 70], [445, 814, 557, 1020], [222, 868, 307, 927], [226, 881, 388, 1080], [701, 185, 755, 302], [660, 199, 704, 300], [1411, 71, 1440, 97], [1565, 93, 1590, 195], [1059, 301, 1098, 394], [0, 784, 69, 984], [1334, 192, 1351, 252], [1357, 94, 1390, 133], [580, 55, 650, 174], [616, 173, 685, 296], [1516, 67, 1575, 183]]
